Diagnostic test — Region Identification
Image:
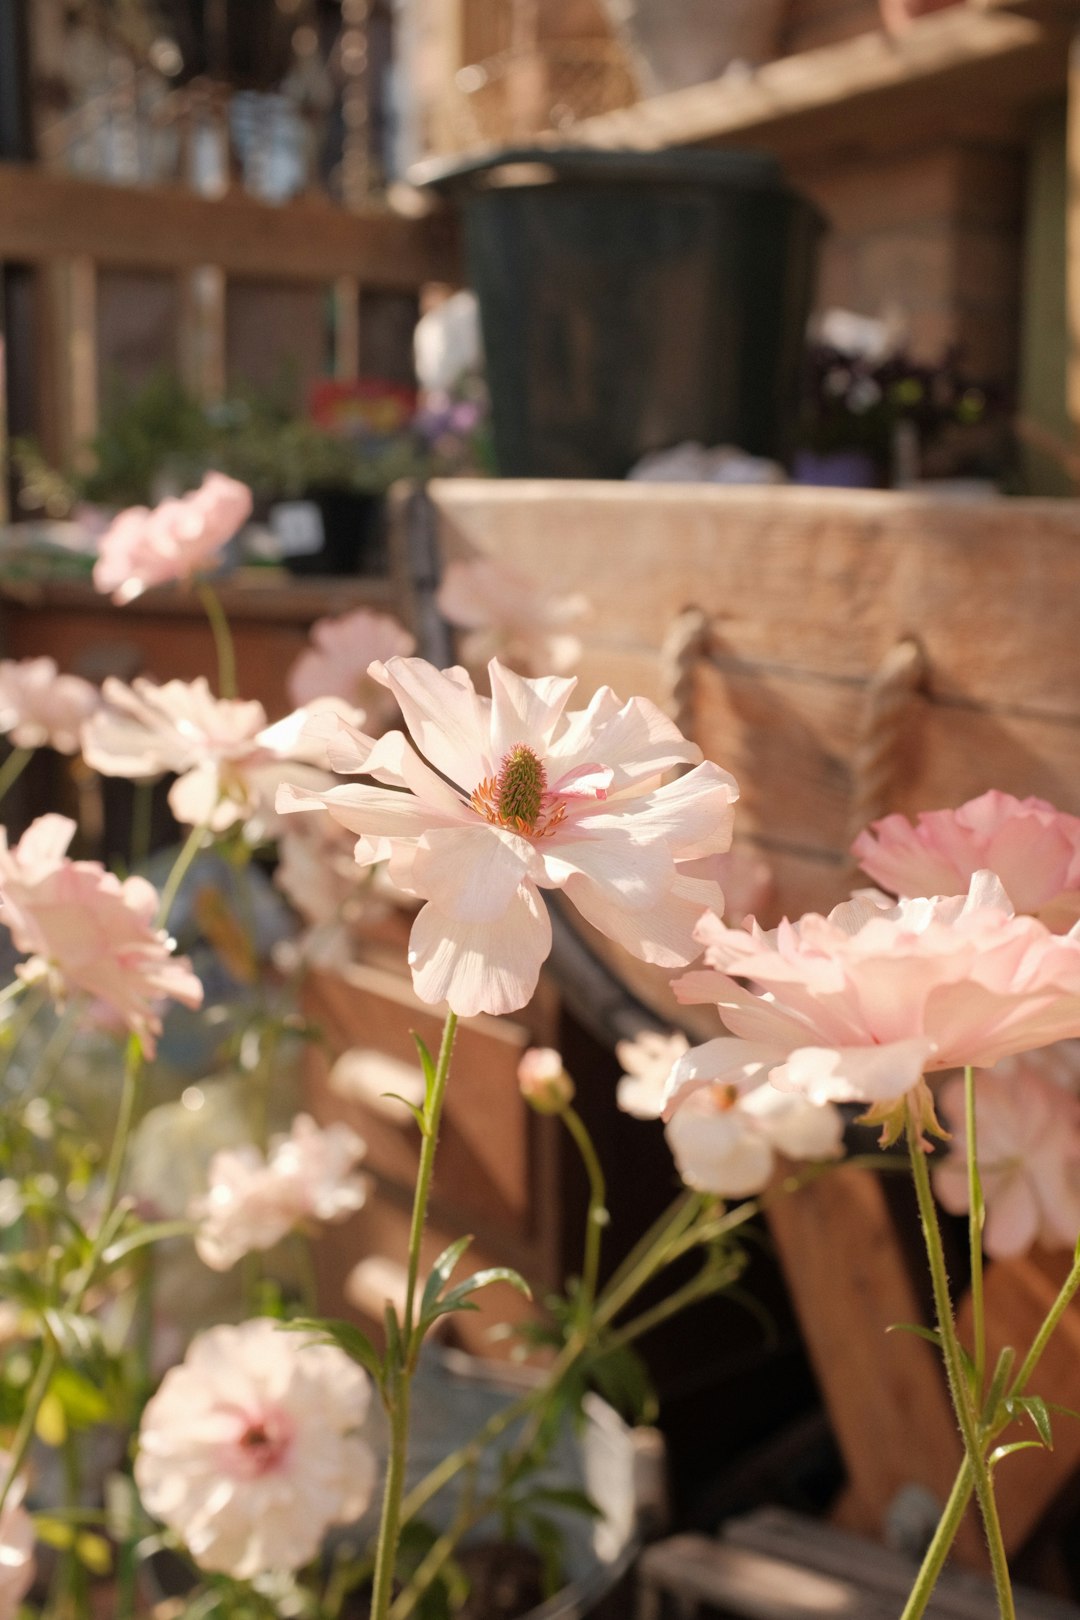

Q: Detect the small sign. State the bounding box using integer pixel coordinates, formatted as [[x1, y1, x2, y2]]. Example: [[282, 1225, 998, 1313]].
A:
[[269, 501, 324, 558]]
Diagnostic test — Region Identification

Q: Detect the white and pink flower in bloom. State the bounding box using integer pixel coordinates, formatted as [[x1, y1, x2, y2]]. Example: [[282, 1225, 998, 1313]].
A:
[[436, 556, 588, 676], [616, 1028, 843, 1197], [0, 815, 201, 1054], [277, 656, 739, 1018], [932, 1051, 1080, 1259], [0, 1454, 35, 1620], [853, 791, 1080, 928], [191, 1114, 369, 1271], [81, 677, 354, 839], [0, 657, 98, 754], [135, 1318, 376, 1577], [93, 473, 253, 604], [286, 607, 416, 728], [667, 873, 1080, 1141]]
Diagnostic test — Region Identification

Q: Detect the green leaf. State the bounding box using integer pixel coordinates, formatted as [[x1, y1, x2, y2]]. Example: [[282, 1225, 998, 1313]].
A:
[[102, 1220, 196, 1267], [50, 1366, 110, 1429], [1013, 1395, 1054, 1450], [526, 1486, 602, 1520], [412, 1033, 437, 1113], [420, 1237, 474, 1324], [384, 1303, 404, 1368], [586, 1343, 658, 1426], [281, 1317, 383, 1383], [523, 1513, 565, 1599], [982, 1345, 1016, 1423], [886, 1322, 944, 1349], [990, 1440, 1047, 1468], [75, 1532, 112, 1575], [381, 1095, 428, 1136], [33, 1516, 76, 1551], [424, 1267, 532, 1329]]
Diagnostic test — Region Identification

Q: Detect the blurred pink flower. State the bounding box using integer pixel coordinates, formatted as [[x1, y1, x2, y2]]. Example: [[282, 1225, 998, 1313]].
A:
[[82, 678, 352, 839], [669, 873, 1080, 1142], [93, 473, 252, 604], [616, 1027, 843, 1196], [0, 815, 201, 1054], [0, 657, 98, 754], [517, 1046, 575, 1112], [135, 1318, 376, 1577], [437, 556, 588, 676], [853, 791, 1080, 928], [191, 1114, 369, 1271], [278, 656, 739, 1017], [933, 1053, 1080, 1258], [286, 608, 416, 728], [0, 1454, 35, 1619]]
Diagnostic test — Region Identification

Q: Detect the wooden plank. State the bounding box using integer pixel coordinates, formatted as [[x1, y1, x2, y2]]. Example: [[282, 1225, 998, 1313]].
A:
[[428, 482, 1080, 721], [333, 274, 361, 382], [1067, 30, 1080, 436], [764, 1167, 986, 1564], [636, 1533, 903, 1620], [0, 163, 458, 288], [179, 266, 226, 405], [478, 7, 1059, 157]]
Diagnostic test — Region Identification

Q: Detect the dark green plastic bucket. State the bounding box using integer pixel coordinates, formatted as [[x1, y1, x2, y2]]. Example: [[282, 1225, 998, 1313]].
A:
[[418, 146, 823, 479]]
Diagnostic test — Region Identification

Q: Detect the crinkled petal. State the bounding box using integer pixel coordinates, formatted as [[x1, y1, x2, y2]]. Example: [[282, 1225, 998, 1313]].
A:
[[408, 881, 551, 1017]]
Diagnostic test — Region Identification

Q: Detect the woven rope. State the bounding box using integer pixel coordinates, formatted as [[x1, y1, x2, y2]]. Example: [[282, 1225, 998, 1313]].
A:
[[847, 637, 927, 868], [661, 605, 712, 740]]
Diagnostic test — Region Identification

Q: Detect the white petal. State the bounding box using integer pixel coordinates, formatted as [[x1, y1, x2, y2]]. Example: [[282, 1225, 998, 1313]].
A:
[[408, 882, 552, 1017], [772, 1036, 938, 1106], [488, 661, 577, 757], [410, 826, 537, 923]]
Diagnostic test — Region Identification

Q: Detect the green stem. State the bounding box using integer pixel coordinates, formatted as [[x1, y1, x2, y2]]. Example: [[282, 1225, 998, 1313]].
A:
[[600, 1260, 741, 1357], [1009, 1251, 1080, 1400], [906, 1111, 1015, 1620], [965, 1065, 986, 1394], [197, 580, 238, 700], [898, 1458, 976, 1620], [0, 1339, 57, 1515], [0, 746, 33, 808], [369, 1009, 458, 1620], [560, 1106, 607, 1325], [155, 821, 208, 929], [130, 780, 154, 870]]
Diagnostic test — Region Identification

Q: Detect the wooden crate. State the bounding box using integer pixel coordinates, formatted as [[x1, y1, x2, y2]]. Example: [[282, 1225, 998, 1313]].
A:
[[418, 478, 1080, 1562]]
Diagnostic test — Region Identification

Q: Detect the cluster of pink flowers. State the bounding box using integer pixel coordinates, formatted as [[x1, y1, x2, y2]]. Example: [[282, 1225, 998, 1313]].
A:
[[191, 1114, 370, 1271], [93, 472, 252, 603], [0, 815, 202, 1055], [436, 555, 589, 676], [0, 657, 99, 754]]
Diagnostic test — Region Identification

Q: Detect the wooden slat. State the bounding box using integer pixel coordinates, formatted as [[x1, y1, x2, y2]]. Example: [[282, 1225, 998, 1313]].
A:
[[0, 163, 458, 288], [428, 482, 1080, 721], [565, 7, 1057, 152], [765, 1167, 986, 1564], [1067, 29, 1080, 435]]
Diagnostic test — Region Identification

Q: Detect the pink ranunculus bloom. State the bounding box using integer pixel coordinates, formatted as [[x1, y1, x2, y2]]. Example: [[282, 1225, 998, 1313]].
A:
[[277, 656, 740, 1018], [616, 1027, 843, 1197], [81, 677, 352, 840], [135, 1317, 376, 1578], [436, 556, 589, 676], [286, 608, 416, 727], [0, 815, 202, 1055], [0, 1453, 35, 1620], [93, 473, 253, 605], [853, 791, 1080, 929], [932, 1053, 1080, 1258], [191, 1114, 369, 1272], [667, 872, 1080, 1143], [0, 657, 98, 754]]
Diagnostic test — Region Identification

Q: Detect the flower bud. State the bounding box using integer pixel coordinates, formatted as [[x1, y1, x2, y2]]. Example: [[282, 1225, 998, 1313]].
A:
[[517, 1047, 575, 1114]]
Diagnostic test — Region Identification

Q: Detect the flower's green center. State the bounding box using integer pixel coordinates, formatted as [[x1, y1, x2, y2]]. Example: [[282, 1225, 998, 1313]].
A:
[[471, 743, 564, 838], [496, 745, 546, 832]]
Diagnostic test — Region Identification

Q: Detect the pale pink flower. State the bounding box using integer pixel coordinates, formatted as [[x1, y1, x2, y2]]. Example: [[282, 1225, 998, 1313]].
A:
[[437, 556, 588, 676], [286, 608, 416, 728], [93, 473, 253, 604], [135, 1318, 376, 1577], [0, 815, 202, 1055], [932, 1055, 1080, 1258], [191, 1114, 369, 1271], [853, 791, 1080, 928], [277, 656, 739, 1018], [668, 873, 1080, 1141], [0, 657, 98, 753], [273, 818, 392, 969], [81, 678, 352, 839], [0, 1454, 35, 1619], [517, 1047, 575, 1112], [617, 1028, 843, 1196]]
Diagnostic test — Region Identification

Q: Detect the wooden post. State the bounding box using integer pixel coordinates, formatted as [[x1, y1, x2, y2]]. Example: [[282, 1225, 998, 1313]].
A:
[[179, 266, 226, 406], [1067, 29, 1080, 433], [333, 274, 361, 382], [39, 254, 98, 471]]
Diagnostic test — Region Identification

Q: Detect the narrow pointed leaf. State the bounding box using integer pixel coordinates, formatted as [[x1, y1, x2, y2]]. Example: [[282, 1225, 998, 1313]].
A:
[[1016, 1395, 1054, 1450], [420, 1236, 474, 1323], [380, 1094, 429, 1136], [885, 1322, 943, 1349], [989, 1440, 1046, 1467], [102, 1221, 196, 1267], [282, 1317, 383, 1382], [411, 1033, 437, 1113], [424, 1267, 532, 1328]]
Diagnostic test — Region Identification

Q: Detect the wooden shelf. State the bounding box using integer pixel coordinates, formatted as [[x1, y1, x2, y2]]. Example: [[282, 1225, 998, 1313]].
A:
[[0, 163, 457, 287], [533, 2, 1079, 160]]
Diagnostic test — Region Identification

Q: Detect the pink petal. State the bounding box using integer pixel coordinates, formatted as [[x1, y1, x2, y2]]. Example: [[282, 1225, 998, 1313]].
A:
[[407, 880, 552, 1017], [411, 826, 538, 923]]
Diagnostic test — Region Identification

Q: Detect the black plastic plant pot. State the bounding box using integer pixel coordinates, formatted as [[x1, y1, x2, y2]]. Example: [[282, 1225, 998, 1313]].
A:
[[416, 146, 824, 480], [285, 488, 387, 577]]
